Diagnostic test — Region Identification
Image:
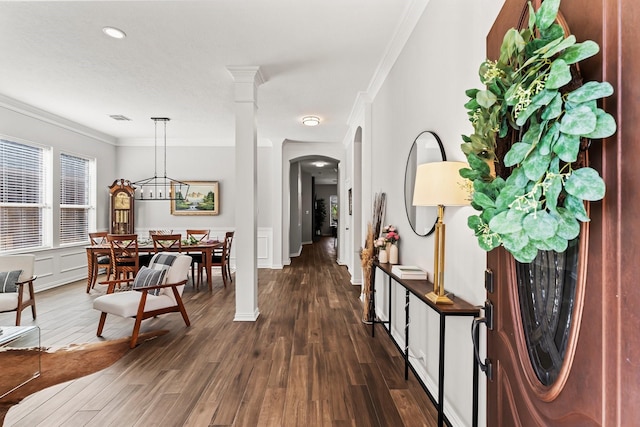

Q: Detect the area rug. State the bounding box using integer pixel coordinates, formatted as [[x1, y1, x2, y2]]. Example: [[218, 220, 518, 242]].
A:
[[0, 330, 168, 424]]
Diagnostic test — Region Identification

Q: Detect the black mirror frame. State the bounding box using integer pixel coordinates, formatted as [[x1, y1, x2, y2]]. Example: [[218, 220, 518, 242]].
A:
[[404, 130, 446, 237]]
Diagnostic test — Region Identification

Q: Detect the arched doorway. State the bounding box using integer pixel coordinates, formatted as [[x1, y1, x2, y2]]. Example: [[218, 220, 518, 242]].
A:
[[288, 155, 340, 258]]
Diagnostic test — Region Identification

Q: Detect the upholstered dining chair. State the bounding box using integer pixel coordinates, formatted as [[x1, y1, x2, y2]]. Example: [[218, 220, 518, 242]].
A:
[[93, 252, 192, 348], [186, 229, 209, 286], [195, 231, 234, 289], [151, 233, 182, 253], [107, 234, 139, 281], [0, 254, 37, 326], [89, 231, 111, 290]]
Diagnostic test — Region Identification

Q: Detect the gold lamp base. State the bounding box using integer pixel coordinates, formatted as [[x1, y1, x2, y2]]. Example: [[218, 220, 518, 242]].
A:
[[425, 291, 454, 305]]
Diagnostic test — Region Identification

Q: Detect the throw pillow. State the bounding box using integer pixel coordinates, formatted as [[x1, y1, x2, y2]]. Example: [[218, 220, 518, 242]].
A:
[[133, 266, 167, 296], [0, 270, 22, 293]]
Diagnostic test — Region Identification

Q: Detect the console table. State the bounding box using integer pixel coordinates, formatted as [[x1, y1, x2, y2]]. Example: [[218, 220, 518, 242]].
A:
[[369, 261, 480, 427], [0, 325, 41, 398]]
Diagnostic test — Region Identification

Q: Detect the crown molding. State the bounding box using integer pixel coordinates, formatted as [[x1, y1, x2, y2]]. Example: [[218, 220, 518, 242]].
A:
[[346, 0, 431, 128], [0, 93, 116, 145]]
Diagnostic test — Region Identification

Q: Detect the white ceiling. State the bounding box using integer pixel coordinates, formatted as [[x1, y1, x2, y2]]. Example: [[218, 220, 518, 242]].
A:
[[0, 0, 413, 148]]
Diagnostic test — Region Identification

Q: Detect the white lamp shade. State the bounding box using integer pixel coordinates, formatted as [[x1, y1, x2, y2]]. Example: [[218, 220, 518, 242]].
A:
[[412, 161, 471, 207]]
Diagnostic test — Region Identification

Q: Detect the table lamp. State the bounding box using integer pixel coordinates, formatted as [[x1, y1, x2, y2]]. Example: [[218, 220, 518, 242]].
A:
[[412, 161, 470, 304]]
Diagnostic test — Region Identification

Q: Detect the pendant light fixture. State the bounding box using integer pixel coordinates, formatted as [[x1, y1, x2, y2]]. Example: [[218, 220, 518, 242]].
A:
[[133, 117, 189, 201]]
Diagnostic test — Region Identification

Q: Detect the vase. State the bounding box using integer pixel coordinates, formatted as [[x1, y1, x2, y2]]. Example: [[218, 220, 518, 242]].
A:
[[378, 248, 388, 263], [389, 244, 398, 264]]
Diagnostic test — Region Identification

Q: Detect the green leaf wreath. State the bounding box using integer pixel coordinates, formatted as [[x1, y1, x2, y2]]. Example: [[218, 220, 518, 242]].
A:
[[460, 0, 616, 263]]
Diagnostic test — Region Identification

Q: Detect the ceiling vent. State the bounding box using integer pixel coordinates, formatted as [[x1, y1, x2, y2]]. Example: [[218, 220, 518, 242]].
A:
[[109, 114, 132, 121]]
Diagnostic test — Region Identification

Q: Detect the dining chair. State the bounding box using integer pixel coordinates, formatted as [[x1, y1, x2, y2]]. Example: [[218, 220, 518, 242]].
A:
[[89, 231, 111, 290], [148, 229, 173, 237], [213, 231, 234, 288], [141, 230, 173, 267], [152, 233, 182, 253], [0, 254, 37, 326], [195, 231, 234, 289], [186, 229, 209, 286], [107, 234, 140, 281]]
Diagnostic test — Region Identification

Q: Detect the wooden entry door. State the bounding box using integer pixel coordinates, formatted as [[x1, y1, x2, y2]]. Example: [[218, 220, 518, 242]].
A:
[[483, 0, 639, 425]]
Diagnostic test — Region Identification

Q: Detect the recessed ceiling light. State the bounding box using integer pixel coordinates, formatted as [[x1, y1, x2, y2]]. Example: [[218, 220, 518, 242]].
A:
[[103, 26, 126, 39], [302, 116, 320, 126], [312, 161, 327, 168]]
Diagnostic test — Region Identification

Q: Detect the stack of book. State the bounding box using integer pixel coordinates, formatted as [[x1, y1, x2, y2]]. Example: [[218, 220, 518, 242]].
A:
[[391, 265, 428, 280]]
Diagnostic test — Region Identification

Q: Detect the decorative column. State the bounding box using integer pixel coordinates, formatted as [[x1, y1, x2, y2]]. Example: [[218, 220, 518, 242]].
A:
[[227, 66, 264, 321]]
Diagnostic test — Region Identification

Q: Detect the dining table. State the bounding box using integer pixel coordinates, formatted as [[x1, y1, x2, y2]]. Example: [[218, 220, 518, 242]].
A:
[[85, 240, 223, 293]]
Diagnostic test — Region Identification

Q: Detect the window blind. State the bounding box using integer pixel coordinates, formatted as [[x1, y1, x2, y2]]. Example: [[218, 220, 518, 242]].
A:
[[0, 139, 45, 251], [60, 153, 91, 244]]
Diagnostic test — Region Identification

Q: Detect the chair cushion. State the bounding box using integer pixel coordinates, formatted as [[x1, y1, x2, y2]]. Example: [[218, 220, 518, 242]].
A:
[[133, 266, 167, 296], [97, 256, 111, 264], [0, 293, 19, 311], [93, 291, 175, 317], [0, 270, 22, 293]]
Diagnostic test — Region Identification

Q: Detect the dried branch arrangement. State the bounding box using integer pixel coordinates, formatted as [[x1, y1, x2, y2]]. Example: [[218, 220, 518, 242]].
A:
[[361, 192, 386, 322]]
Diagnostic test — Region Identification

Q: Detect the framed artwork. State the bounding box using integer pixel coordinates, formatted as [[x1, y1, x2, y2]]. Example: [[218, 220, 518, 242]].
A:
[[171, 181, 219, 215], [348, 188, 353, 215]]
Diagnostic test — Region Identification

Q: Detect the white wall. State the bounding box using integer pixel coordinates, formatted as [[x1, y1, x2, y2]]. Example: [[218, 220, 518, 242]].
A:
[[115, 144, 275, 267], [289, 162, 302, 257], [0, 97, 117, 290], [352, 0, 505, 425]]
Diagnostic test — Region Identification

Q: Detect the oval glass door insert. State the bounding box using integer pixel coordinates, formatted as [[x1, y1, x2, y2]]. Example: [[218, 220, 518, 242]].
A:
[[515, 237, 580, 386]]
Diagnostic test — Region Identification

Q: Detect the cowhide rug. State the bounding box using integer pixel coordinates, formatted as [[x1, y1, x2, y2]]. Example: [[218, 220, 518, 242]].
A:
[[0, 330, 168, 425]]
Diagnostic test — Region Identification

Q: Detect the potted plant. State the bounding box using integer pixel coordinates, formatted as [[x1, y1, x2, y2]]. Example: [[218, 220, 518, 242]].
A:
[[460, 0, 617, 263]]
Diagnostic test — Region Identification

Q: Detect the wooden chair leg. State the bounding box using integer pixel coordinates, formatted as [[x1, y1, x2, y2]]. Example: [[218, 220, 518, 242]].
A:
[[97, 312, 108, 336], [29, 283, 36, 320], [172, 287, 191, 327], [227, 264, 233, 283], [221, 264, 228, 288], [130, 316, 143, 349], [90, 262, 99, 291], [15, 309, 21, 326]]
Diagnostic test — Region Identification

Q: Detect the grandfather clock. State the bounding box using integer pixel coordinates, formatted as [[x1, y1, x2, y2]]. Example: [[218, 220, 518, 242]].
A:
[[109, 179, 135, 234]]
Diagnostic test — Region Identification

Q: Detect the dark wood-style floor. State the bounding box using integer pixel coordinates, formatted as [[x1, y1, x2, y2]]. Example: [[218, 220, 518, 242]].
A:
[[2, 238, 438, 426]]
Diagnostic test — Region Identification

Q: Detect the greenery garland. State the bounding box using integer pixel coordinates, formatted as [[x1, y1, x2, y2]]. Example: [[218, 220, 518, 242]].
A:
[[460, 0, 616, 263]]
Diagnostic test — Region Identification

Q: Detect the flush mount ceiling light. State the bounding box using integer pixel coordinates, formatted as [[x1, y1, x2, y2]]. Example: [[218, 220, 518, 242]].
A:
[[312, 161, 328, 168], [102, 26, 126, 39], [302, 116, 320, 126]]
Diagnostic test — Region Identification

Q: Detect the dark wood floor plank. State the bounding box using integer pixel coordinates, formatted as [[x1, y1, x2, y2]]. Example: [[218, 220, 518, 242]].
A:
[[2, 238, 439, 426], [391, 389, 438, 427], [255, 387, 286, 427], [232, 357, 272, 427]]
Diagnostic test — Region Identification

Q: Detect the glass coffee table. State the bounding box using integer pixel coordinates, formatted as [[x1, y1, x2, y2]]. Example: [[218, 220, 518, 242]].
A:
[[0, 325, 41, 398]]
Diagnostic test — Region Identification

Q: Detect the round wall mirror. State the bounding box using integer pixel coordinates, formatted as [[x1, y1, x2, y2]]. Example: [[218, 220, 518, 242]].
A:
[[404, 131, 446, 236]]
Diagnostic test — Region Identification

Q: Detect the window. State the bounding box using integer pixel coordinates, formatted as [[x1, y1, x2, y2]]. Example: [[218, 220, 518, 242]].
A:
[[60, 153, 94, 245], [0, 139, 47, 251]]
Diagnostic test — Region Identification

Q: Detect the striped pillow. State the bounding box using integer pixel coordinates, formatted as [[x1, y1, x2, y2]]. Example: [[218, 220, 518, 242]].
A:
[[132, 266, 167, 296], [0, 270, 22, 293]]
